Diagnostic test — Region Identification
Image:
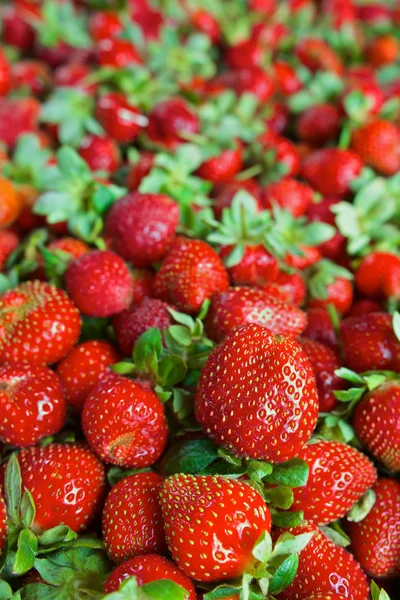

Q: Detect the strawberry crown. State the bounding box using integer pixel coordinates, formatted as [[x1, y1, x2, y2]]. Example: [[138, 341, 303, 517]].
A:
[[2, 134, 52, 187], [307, 259, 353, 301], [32, 0, 92, 49], [288, 71, 344, 113]]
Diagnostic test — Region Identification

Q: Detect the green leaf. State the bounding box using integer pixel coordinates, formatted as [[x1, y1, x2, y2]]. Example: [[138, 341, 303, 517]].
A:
[[34, 557, 74, 586], [13, 529, 38, 575], [141, 580, 187, 600], [320, 523, 350, 547], [347, 489, 376, 523], [0, 580, 13, 600], [171, 388, 194, 421], [265, 459, 309, 488], [160, 439, 219, 476], [158, 355, 187, 387], [133, 328, 162, 373], [38, 526, 77, 546], [271, 510, 304, 529], [269, 554, 299, 595], [272, 531, 314, 557], [334, 368, 365, 385], [168, 308, 195, 330], [370, 581, 391, 600], [264, 486, 294, 510], [4, 454, 22, 524], [20, 490, 36, 530], [204, 586, 242, 600], [246, 460, 273, 484], [252, 531, 273, 563], [334, 388, 364, 403]]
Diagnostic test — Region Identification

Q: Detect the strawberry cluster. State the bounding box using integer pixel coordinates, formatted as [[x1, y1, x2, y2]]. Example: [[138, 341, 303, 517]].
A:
[[0, 1, 399, 599]]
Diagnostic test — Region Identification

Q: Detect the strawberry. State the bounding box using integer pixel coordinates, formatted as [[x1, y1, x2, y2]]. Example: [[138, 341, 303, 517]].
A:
[[261, 178, 314, 217], [126, 152, 155, 191], [308, 276, 353, 315], [102, 472, 166, 564], [113, 297, 173, 357], [340, 312, 400, 372], [0, 49, 11, 97], [0, 492, 6, 556], [0, 97, 40, 147], [96, 92, 147, 144], [205, 287, 307, 342], [0, 229, 19, 271], [301, 148, 362, 197], [65, 250, 133, 318], [219, 245, 279, 287], [104, 193, 179, 268], [89, 10, 123, 42], [347, 298, 382, 318], [82, 369, 168, 467], [104, 554, 196, 598], [2, 5, 36, 51], [355, 251, 400, 299], [78, 134, 121, 174], [291, 441, 376, 525], [346, 478, 400, 578], [262, 271, 306, 306], [235, 67, 275, 102], [196, 145, 243, 183], [278, 523, 368, 600], [351, 119, 400, 176], [191, 10, 220, 43], [274, 60, 302, 96], [366, 34, 399, 67], [298, 337, 344, 411], [260, 130, 301, 178], [341, 80, 385, 116], [56, 340, 120, 412], [130, 268, 155, 304], [11, 59, 50, 96], [212, 179, 262, 220], [302, 307, 339, 351], [153, 237, 229, 314], [225, 38, 263, 70], [95, 38, 142, 68], [0, 363, 67, 447], [0, 178, 21, 228], [147, 98, 199, 149], [195, 323, 319, 462], [47, 237, 90, 260], [296, 39, 344, 75], [54, 62, 94, 92], [0, 443, 105, 533], [353, 380, 400, 472], [0, 281, 81, 365], [159, 474, 271, 582], [296, 104, 341, 146], [306, 196, 347, 262]]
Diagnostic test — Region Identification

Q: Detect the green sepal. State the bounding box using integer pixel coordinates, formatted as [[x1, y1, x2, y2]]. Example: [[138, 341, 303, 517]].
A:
[[268, 554, 299, 595], [320, 522, 350, 547], [252, 531, 273, 564], [264, 487, 294, 510], [246, 461, 273, 484], [393, 311, 400, 342], [4, 454, 22, 525], [347, 488, 376, 523], [370, 580, 392, 600], [271, 509, 304, 529], [140, 579, 188, 600], [20, 490, 36, 530], [133, 328, 162, 375], [271, 531, 314, 558], [0, 580, 13, 600], [159, 438, 219, 476], [264, 459, 309, 488], [203, 586, 242, 599], [38, 527, 77, 547], [13, 529, 38, 575]]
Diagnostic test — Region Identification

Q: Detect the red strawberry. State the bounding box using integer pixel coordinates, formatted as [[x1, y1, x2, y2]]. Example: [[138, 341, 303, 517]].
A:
[[351, 119, 400, 176], [341, 80, 385, 116], [291, 441, 376, 524], [278, 523, 368, 600], [2, 5, 36, 51], [56, 340, 120, 412], [0, 363, 66, 447], [11, 59, 50, 96], [96, 38, 142, 68], [130, 268, 155, 304], [147, 98, 199, 149], [296, 38, 344, 75], [102, 472, 166, 564], [285, 245, 322, 270], [89, 10, 123, 41], [82, 369, 168, 467], [265, 101, 289, 134], [260, 130, 301, 178], [302, 149, 362, 197], [298, 337, 344, 411], [220, 245, 279, 287], [296, 104, 341, 146], [205, 287, 307, 342], [47, 237, 90, 260], [262, 271, 306, 306], [0, 492, 6, 556], [191, 10, 220, 43], [225, 38, 263, 70], [234, 67, 275, 102], [355, 252, 400, 299], [113, 298, 173, 357], [309, 277, 353, 315], [104, 193, 179, 268], [126, 152, 155, 191], [96, 92, 147, 144], [0, 229, 19, 272], [340, 312, 400, 372], [197, 145, 243, 184], [54, 62, 94, 93], [0, 49, 11, 96], [353, 380, 400, 472], [153, 237, 228, 314], [261, 178, 314, 217], [306, 196, 347, 262], [159, 474, 271, 582], [0, 281, 81, 365], [78, 135, 121, 174], [347, 298, 382, 318], [0, 443, 105, 533], [0, 97, 40, 147], [347, 478, 400, 578], [195, 323, 319, 462], [366, 34, 399, 67], [274, 60, 302, 96], [303, 307, 339, 351], [65, 250, 133, 318]]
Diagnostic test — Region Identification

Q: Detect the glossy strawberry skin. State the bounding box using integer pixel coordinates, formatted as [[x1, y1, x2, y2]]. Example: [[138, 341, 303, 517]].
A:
[[297, 104, 341, 146], [96, 92, 145, 144], [220, 245, 279, 287], [65, 250, 133, 318], [292, 441, 376, 524], [0, 97, 40, 147], [351, 119, 400, 176], [104, 193, 179, 268], [102, 472, 166, 564], [205, 287, 307, 342], [89, 10, 122, 41], [56, 340, 120, 412], [195, 323, 319, 462], [196, 146, 243, 183], [130, 269, 155, 305], [261, 271, 306, 306], [147, 98, 199, 149], [355, 252, 400, 299], [0, 281, 81, 366], [153, 237, 229, 314], [0, 443, 105, 533], [82, 370, 168, 468], [159, 474, 271, 582], [95, 38, 142, 68], [78, 135, 121, 174], [353, 381, 400, 472], [261, 178, 314, 217], [11, 59, 50, 96], [126, 152, 155, 191], [235, 67, 275, 102], [346, 478, 400, 578], [301, 149, 362, 197], [0, 49, 11, 96]]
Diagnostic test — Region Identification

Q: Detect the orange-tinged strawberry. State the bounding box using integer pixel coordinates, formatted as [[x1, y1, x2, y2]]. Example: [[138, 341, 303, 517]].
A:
[[366, 34, 399, 67], [296, 38, 344, 75], [0, 178, 21, 228]]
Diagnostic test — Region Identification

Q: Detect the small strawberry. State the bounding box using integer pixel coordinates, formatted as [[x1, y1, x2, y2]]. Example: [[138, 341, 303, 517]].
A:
[[56, 340, 120, 412], [126, 152, 155, 191], [96, 92, 147, 144], [11, 59, 50, 96], [191, 9, 220, 43], [366, 34, 399, 67], [346, 478, 400, 578], [2, 5, 36, 51], [259, 130, 301, 178], [205, 287, 307, 342], [196, 145, 243, 184], [104, 193, 179, 268], [353, 380, 400, 472], [235, 67, 275, 102], [95, 38, 142, 68], [0, 492, 6, 556], [351, 119, 400, 176], [82, 369, 168, 467], [65, 250, 133, 318], [195, 323, 319, 462], [296, 104, 341, 146], [153, 237, 228, 314], [302, 148, 362, 197], [219, 245, 279, 287], [303, 307, 339, 352], [261, 178, 314, 217], [89, 10, 123, 42], [0, 229, 19, 271], [296, 38, 344, 75], [291, 441, 376, 525], [0, 443, 105, 533], [0, 363, 66, 447], [159, 474, 271, 581], [0, 177, 21, 228], [347, 298, 382, 318], [308, 274, 353, 315], [146, 98, 199, 149], [355, 251, 400, 300], [0, 97, 40, 147], [274, 60, 302, 96], [0, 280, 81, 365], [102, 472, 166, 564], [54, 62, 94, 92], [78, 134, 121, 174], [261, 271, 306, 306]]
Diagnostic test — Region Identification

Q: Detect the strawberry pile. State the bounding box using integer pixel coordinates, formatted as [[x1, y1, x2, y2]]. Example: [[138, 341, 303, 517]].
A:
[[0, 1, 399, 599]]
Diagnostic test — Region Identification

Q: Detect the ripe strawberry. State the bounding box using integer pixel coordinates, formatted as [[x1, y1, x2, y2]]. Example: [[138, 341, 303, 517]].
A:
[[11, 59, 50, 96], [197, 145, 243, 184], [104, 193, 179, 268], [95, 38, 142, 68], [291, 441, 376, 524], [126, 152, 155, 191], [56, 340, 120, 412], [82, 369, 168, 467], [159, 474, 271, 582], [296, 104, 341, 146], [102, 472, 166, 564], [47, 237, 90, 260], [278, 523, 368, 600], [265, 101, 289, 134], [96, 92, 147, 144], [341, 80, 385, 116], [0, 443, 105, 533], [274, 60, 302, 96], [65, 250, 133, 318], [260, 130, 301, 178], [366, 34, 399, 67], [89, 10, 123, 41], [54, 62, 94, 93], [353, 380, 400, 472], [302, 149, 362, 196], [261, 178, 314, 217], [0, 363, 66, 447], [0, 281, 81, 365], [225, 38, 263, 70], [285, 245, 322, 270], [78, 135, 121, 174], [0, 229, 19, 271], [0, 493, 6, 556], [234, 67, 275, 102], [347, 298, 382, 318], [153, 237, 228, 314], [309, 277, 353, 315], [346, 478, 400, 578], [340, 312, 400, 372], [296, 38, 344, 75], [262, 271, 306, 306], [147, 98, 199, 149], [130, 268, 155, 304], [0, 97, 40, 147], [113, 298, 173, 356], [2, 5, 36, 51], [302, 307, 339, 351], [0, 177, 21, 228], [355, 251, 400, 299], [191, 10, 220, 43], [220, 245, 279, 287], [351, 119, 400, 176], [298, 337, 344, 411], [306, 196, 347, 262], [195, 323, 318, 462], [0, 49, 11, 96], [205, 287, 307, 342]]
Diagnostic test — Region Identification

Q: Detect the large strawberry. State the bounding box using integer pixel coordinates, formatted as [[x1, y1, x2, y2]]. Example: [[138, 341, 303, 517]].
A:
[[195, 323, 319, 462], [159, 474, 271, 582], [0, 281, 81, 365], [102, 472, 166, 564], [301, 148, 362, 196], [95, 92, 147, 144]]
